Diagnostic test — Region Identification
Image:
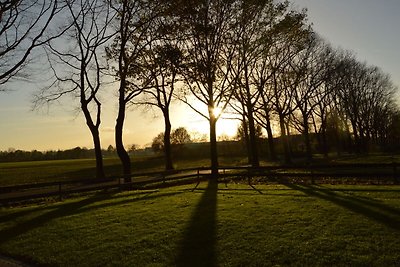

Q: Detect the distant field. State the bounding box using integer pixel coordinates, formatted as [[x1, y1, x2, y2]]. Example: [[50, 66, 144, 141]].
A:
[[0, 158, 121, 186], [2, 153, 400, 187], [0, 182, 399, 266], [0, 156, 248, 186]]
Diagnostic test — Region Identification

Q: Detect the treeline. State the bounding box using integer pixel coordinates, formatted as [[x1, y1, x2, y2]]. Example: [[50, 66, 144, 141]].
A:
[[0, 147, 95, 162], [0, 145, 154, 162], [1, 0, 399, 179], [237, 43, 400, 164]]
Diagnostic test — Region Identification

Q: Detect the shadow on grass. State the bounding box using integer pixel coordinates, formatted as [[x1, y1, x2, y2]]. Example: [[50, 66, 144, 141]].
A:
[[176, 180, 218, 267], [284, 183, 400, 231], [0, 190, 184, 244]]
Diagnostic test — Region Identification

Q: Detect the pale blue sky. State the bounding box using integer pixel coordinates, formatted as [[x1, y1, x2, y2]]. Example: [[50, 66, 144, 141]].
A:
[[0, 0, 399, 151]]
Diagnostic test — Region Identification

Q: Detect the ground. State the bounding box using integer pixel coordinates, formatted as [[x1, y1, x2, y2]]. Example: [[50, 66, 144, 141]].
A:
[[1, 182, 399, 266]]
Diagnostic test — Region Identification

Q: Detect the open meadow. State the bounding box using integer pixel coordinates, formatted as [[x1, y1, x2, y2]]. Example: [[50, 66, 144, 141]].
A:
[[0, 156, 249, 186], [1, 182, 400, 266]]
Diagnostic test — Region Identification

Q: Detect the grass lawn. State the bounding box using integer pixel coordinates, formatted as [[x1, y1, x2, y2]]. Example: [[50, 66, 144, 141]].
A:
[[1, 182, 399, 266]]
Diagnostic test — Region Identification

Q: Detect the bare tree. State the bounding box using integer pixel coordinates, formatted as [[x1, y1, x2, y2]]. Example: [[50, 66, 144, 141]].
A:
[[310, 49, 347, 156], [265, 11, 310, 163], [133, 11, 183, 170], [0, 0, 65, 89], [230, 0, 277, 167], [177, 0, 239, 176], [151, 127, 191, 154], [34, 0, 116, 179], [336, 58, 398, 153], [289, 35, 334, 160], [233, 0, 300, 164], [107, 0, 162, 182]]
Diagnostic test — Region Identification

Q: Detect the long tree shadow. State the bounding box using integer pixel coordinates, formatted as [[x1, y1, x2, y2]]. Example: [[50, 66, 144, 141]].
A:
[[0, 189, 169, 223], [176, 180, 218, 267], [283, 183, 400, 231], [316, 185, 400, 216], [0, 190, 184, 245], [0, 192, 114, 245]]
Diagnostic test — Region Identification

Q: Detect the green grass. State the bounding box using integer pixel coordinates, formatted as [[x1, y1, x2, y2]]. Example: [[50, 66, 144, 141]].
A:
[[1, 182, 399, 266]]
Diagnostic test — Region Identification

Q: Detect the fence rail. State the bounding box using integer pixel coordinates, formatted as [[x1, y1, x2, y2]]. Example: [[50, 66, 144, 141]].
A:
[[1, 163, 398, 204]]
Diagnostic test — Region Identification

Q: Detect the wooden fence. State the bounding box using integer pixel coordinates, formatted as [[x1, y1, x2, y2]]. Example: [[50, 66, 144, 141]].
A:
[[1, 163, 398, 204]]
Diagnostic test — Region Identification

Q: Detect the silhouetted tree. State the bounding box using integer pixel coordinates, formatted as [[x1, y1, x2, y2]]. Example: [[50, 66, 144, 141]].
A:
[[34, 0, 115, 179], [151, 127, 191, 155], [133, 11, 183, 170], [266, 10, 310, 163], [230, 0, 278, 167], [289, 35, 334, 160], [171, 127, 191, 145], [332, 54, 397, 153], [107, 0, 162, 182], [177, 0, 239, 176], [151, 132, 165, 152]]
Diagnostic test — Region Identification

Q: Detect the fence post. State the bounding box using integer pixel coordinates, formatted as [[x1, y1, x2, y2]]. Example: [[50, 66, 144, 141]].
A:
[[192, 168, 201, 192]]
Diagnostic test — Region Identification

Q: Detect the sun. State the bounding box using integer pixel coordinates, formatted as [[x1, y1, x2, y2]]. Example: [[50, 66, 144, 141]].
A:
[[211, 107, 222, 118], [172, 101, 240, 141], [216, 118, 239, 138]]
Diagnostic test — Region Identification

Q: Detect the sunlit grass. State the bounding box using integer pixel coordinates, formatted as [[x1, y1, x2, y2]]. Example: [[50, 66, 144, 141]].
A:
[[1, 183, 399, 266]]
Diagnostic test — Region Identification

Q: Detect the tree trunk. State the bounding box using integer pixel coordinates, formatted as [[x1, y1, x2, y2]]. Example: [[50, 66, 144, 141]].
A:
[[279, 115, 291, 164], [286, 121, 293, 157], [320, 118, 329, 157], [265, 113, 277, 160], [115, 98, 131, 183], [81, 101, 105, 179], [241, 117, 251, 164], [84, 122, 105, 179], [209, 114, 219, 178], [303, 114, 312, 161], [350, 120, 359, 153], [92, 128, 105, 179], [244, 64, 259, 167], [163, 110, 174, 170], [247, 108, 259, 167]]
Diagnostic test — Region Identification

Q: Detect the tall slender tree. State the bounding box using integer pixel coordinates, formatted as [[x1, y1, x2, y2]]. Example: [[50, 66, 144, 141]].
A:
[[107, 0, 161, 182], [34, 0, 115, 179], [177, 0, 239, 176], [268, 11, 310, 163], [133, 11, 183, 170], [289, 35, 333, 160]]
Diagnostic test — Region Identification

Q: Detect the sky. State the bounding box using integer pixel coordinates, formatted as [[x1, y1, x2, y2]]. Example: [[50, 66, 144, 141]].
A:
[[1, 0, 400, 151]]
